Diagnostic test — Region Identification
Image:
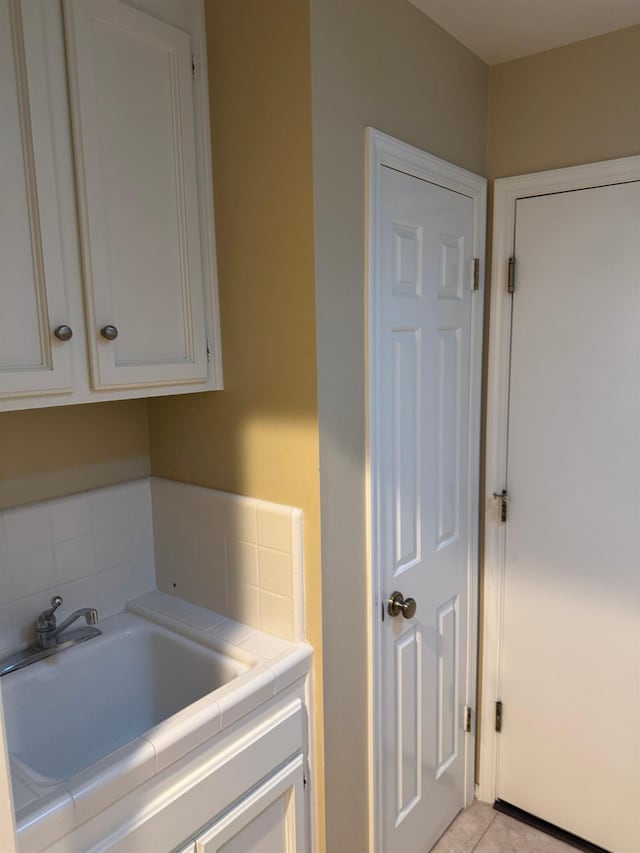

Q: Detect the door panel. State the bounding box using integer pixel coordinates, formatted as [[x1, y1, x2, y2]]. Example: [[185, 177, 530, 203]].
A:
[[64, 0, 208, 389], [378, 166, 477, 853], [392, 328, 421, 575], [498, 181, 640, 853], [436, 595, 458, 778], [0, 0, 74, 398], [437, 328, 461, 548], [394, 627, 422, 821]]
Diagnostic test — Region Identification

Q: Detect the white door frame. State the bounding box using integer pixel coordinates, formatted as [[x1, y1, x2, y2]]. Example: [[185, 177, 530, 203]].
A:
[[478, 154, 640, 804], [366, 128, 486, 852]]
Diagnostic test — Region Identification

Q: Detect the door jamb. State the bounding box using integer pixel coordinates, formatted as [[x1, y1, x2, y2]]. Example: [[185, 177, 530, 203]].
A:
[[366, 127, 487, 852], [479, 154, 640, 804]]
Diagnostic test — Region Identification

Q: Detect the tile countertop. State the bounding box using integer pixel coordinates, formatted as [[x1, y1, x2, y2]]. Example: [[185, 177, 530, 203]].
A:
[[11, 590, 312, 853]]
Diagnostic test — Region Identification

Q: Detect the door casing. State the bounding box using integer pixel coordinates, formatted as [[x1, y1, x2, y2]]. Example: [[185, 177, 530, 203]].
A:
[[479, 153, 640, 804], [366, 128, 486, 851]]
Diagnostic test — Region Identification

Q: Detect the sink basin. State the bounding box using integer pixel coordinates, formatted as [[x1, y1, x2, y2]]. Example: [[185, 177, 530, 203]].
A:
[[1, 613, 248, 783]]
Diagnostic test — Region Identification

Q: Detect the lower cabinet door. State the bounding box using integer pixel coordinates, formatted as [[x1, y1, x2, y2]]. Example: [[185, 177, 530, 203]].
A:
[[195, 756, 307, 853]]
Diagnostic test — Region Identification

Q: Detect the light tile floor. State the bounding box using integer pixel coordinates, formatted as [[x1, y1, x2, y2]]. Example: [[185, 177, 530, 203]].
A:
[[432, 801, 576, 853]]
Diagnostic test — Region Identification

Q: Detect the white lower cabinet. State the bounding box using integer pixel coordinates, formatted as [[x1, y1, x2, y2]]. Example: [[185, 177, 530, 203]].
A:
[[44, 691, 309, 853], [192, 756, 306, 853]]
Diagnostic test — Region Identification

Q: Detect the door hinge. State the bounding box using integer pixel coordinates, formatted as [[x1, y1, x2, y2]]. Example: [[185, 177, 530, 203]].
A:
[[472, 258, 480, 291], [507, 257, 515, 294], [206, 340, 212, 362], [493, 489, 508, 522], [192, 54, 196, 80], [495, 700, 503, 733], [464, 705, 472, 733], [303, 772, 307, 789]]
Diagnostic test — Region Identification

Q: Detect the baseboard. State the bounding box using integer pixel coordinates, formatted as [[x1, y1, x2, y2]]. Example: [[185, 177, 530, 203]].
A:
[[493, 800, 611, 853]]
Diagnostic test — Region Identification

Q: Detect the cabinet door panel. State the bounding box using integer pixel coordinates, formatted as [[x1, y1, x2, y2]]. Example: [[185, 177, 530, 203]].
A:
[[0, 0, 74, 399], [64, 0, 208, 390], [196, 757, 307, 853]]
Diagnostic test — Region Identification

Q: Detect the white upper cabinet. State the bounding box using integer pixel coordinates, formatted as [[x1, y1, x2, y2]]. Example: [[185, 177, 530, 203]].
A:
[[0, 0, 74, 401], [0, 0, 221, 411], [64, 0, 208, 390]]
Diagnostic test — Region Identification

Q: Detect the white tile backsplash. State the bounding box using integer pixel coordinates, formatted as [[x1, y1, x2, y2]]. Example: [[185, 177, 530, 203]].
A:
[[225, 495, 258, 544], [0, 477, 304, 654], [228, 540, 258, 587], [54, 535, 95, 584], [228, 581, 261, 628], [50, 494, 92, 544], [259, 590, 295, 639], [9, 546, 56, 600], [0, 480, 156, 655], [5, 504, 52, 557], [0, 602, 18, 652], [258, 547, 292, 597], [257, 503, 292, 553], [151, 478, 305, 642]]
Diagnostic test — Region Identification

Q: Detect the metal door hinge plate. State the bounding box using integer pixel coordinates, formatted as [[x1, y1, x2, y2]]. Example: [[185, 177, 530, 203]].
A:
[[206, 340, 212, 362], [472, 258, 480, 291], [464, 705, 472, 733], [507, 257, 515, 293], [192, 54, 196, 80], [495, 700, 503, 732], [493, 489, 508, 522]]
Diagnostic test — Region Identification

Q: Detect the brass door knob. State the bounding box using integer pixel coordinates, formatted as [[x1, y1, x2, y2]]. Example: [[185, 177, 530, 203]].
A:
[[100, 324, 118, 341], [53, 324, 73, 342], [388, 591, 417, 619]]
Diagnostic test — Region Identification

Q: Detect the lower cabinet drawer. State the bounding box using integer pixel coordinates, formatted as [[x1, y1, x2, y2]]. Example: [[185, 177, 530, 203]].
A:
[[193, 755, 306, 853]]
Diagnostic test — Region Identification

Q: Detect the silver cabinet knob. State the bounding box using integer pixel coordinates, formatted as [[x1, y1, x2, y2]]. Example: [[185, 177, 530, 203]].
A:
[[53, 325, 73, 342], [100, 325, 118, 341], [388, 590, 417, 619]]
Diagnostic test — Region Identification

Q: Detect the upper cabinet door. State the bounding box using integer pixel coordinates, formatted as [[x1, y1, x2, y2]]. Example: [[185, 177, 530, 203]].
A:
[[63, 0, 209, 390], [0, 0, 74, 400]]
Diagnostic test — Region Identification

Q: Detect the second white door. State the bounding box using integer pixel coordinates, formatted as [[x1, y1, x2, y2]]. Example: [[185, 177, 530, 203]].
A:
[[374, 159, 482, 853], [497, 180, 640, 852]]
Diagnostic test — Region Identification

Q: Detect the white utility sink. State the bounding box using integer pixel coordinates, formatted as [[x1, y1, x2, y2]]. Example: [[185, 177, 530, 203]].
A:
[[2, 613, 248, 783]]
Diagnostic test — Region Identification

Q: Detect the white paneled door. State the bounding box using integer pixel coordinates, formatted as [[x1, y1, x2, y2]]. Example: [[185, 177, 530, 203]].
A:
[[497, 181, 640, 852], [370, 133, 484, 853]]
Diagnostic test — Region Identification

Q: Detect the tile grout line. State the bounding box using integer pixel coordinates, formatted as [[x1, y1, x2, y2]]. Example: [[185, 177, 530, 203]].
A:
[[470, 810, 498, 852]]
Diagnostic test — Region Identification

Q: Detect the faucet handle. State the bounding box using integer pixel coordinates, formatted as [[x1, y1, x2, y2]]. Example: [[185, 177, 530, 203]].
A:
[[43, 595, 63, 619], [37, 595, 63, 629]]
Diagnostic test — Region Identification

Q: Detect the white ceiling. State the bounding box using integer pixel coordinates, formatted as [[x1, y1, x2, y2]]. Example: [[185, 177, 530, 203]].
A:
[[408, 0, 640, 64]]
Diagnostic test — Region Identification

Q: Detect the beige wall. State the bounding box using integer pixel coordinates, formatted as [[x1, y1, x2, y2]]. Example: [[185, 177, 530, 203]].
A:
[[147, 0, 324, 847], [0, 401, 150, 510], [310, 1, 488, 849], [488, 24, 640, 178]]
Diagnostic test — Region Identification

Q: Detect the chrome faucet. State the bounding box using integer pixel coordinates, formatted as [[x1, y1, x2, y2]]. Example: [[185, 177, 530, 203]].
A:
[[36, 595, 99, 650], [0, 595, 101, 676]]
